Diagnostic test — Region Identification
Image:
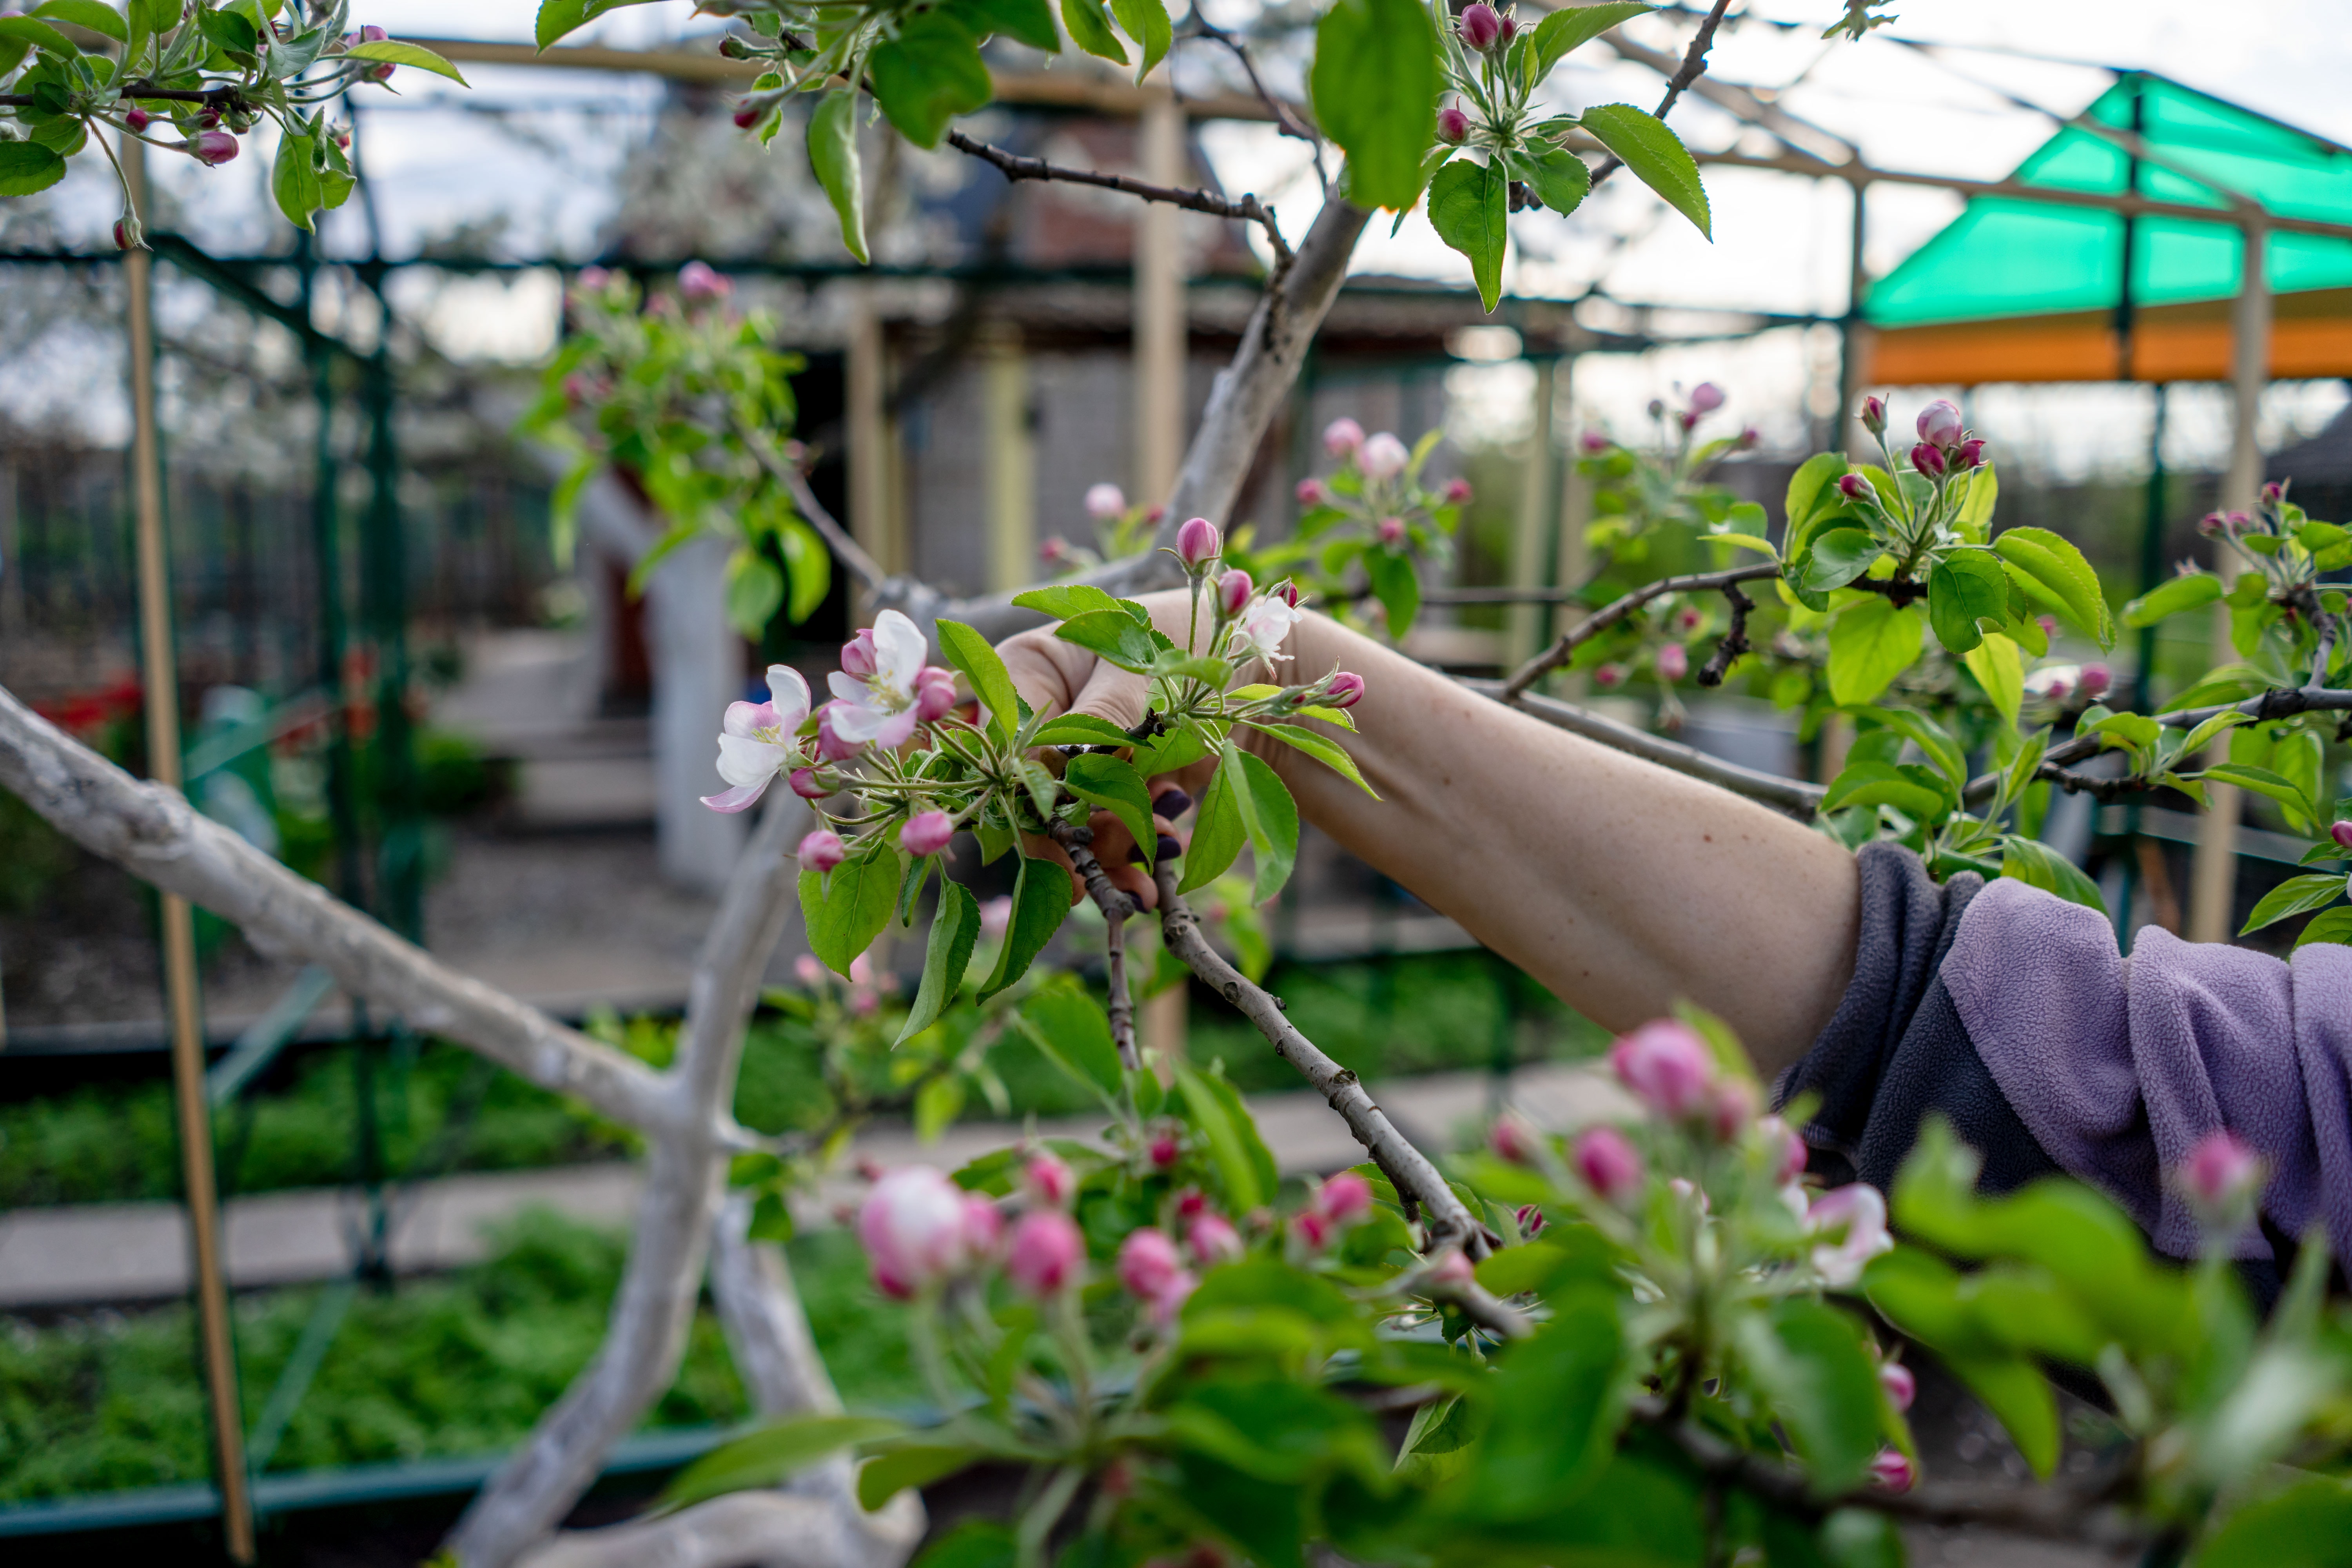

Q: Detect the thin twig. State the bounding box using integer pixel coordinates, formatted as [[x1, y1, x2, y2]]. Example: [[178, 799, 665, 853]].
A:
[[945, 129, 1293, 271], [1183, 19, 1328, 194], [1499, 563, 1780, 700], [735, 417, 889, 592], [1049, 821, 1140, 1071], [2, 80, 241, 108], [1589, 0, 1738, 185], [1960, 683, 2352, 805], [1696, 580, 1753, 686]]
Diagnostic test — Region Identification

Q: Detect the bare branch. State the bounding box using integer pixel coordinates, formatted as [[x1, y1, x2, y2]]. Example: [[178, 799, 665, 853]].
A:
[[945, 129, 1293, 270], [1049, 820, 1141, 1072], [1183, 19, 1328, 192], [737, 417, 888, 592], [1961, 682, 2352, 806], [1589, 0, 1737, 185], [1498, 562, 1781, 700], [1696, 580, 1754, 686]]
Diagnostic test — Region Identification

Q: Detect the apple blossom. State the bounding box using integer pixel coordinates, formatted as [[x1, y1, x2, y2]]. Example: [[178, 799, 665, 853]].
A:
[[1436, 106, 1471, 144], [1377, 516, 1406, 546], [1294, 478, 1325, 506], [900, 811, 956, 857], [1867, 1449, 1915, 1492], [1490, 1114, 1538, 1164], [814, 703, 860, 763], [1188, 1212, 1243, 1264], [2078, 663, 2111, 698], [1458, 2, 1503, 49], [789, 768, 831, 800], [2333, 821, 2352, 851], [702, 665, 815, 813], [1086, 483, 1127, 520], [1593, 663, 1626, 688], [1515, 1203, 1547, 1238], [914, 666, 959, 722], [794, 954, 826, 988], [1580, 429, 1610, 452], [827, 609, 931, 748], [1040, 537, 1073, 565], [1952, 437, 1986, 471], [1445, 477, 1474, 504], [1150, 1269, 1199, 1324], [1806, 1183, 1893, 1287], [1423, 1250, 1477, 1288], [858, 1166, 969, 1298], [1148, 1131, 1180, 1168], [1657, 644, 1689, 682], [679, 261, 731, 303], [1703, 1075, 1756, 1140], [1176, 1188, 1209, 1220], [960, 1194, 1005, 1265], [1118, 1227, 1184, 1300], [1216, 569, 1254, 617], [1757, 1116, 1808, 1185], [1879, 1361, 1916, 1413], [1573, 1125, 1644, 1205], [1916, 399, 1964, 448], [1359, 432, 1409, 481], [1325, 671, 1366, 709], [1911, 442, 1947, 479], [1316, 1171, 1373, 1225], [1006, 1210, 1083, 1296], [979, 895, 1013, 941], [2179, 1129, 2263, 1225], [1025, 1153, 1074, 1207], [1227, 593, 1306, 664], [1609, 1019, 1716, 1118], [191, 129, 240, 165], [1859, 395, 1887, 435], [1272, 581, 1303, 608], [1323, 417, 1365, 456], [841, 629, 878, 679], [125, 105, 153, 132], [1688, 382, 1726, 414], [799, 829, 847, 873], [1176, 516, 1221, 570], [1837, 472, 1875, 502]]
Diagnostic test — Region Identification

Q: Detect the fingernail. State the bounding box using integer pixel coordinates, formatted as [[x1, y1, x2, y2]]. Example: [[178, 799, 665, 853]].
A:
[[1154, 834, 1182, 865], [1153, 788, 1192, 817]]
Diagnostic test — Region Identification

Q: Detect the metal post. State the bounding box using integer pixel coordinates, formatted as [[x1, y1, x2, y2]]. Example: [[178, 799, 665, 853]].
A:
[[1549, 338, 1589, 693], [123, 133, 257, 1564], [2188, 218, 2272, 944], [1837, 175, 1872, 459], [357, 280, 422, 945], [1509, 357, 1556, 665]]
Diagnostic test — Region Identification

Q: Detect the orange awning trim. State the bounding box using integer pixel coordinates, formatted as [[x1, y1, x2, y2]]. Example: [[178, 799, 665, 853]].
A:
[[1866, 288, 2352, 385]]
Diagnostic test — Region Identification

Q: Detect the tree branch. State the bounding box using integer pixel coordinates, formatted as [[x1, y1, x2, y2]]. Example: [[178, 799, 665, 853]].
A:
[[945, 129, 1293, 270], [1049, 820, 1141, 1072], [1589, 0, 1737, 185], [1960, 683, 2352, 806], [1498, 563, 1782, 700], [737, 417, 888, 592], [1696, 580, 1753, 686]]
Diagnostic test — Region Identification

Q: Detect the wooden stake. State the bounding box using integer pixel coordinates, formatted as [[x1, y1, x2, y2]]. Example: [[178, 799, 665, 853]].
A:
[[123, 134, 256, 1564]]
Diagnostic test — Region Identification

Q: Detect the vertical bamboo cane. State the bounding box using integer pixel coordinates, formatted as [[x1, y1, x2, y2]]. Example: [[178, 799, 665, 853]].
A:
[[123, 134, 256, 1563]]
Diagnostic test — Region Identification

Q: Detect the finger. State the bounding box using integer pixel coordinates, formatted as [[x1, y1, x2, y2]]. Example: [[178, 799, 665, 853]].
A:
[[997, 626, 1094, 722], [1068, 656, 1152, 736]]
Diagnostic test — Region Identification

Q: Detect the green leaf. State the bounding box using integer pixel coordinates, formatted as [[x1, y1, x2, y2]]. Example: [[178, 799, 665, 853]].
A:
[[936, 618, 1023, 746], [1426, 157, 1509, 312], [1180, 753, 1247, 893], [2193, 1475, 2352, 1568], [1517, 146, 1591, 216], [344, 38, 470, 83], [1063, 751, 1156, 853], [1955, 463, 2000, 541], [1224, 746, 1299, 905], [1802, 529, 1883, 593], [868, 13, 991, 149], [1106, 0, 1169, 80], [535, 0, 665, 48], [32, 0, 124, 42], [2123, 571, 2223, 628], [1963, 632, 2024, 729], [1022, 984, 1122, 1095], [807, 90, 869, 264], [1864, 706, 1966, 790], [1030, 713, 1136, 748], [978, 851, 1069, 999], [944, 0, 1060, 53], [859, 1445, 988, 1510], [747, 1189, 794, 1242], [1826, 597, 1923, 706], [1736, 1298, 1884, 1495], [1928, 548, 2009, 654], [1242, 721, 1376, 795], [0, 12, 78, 53], [1998, 835, 2104, 913], [0, 139, 68, 198], [1310, 0, 1440, 212], [2293, 907, 2352, 949], [1058, 0, 1126, 64], [1473, 1289, 1625, 1516], [1530, 1, 1651, 76], [1367, 546, 1423, 640], [1784, 452, 1851, 544], [2239, 872, 2346, 936], [270, 129, 323, 232], [662, 1415, 905, 1510], [1011, 583, 1150, 623], [1579, 103, 1710, 237], [897, 882, 980, 1044], [724, 552, 785, 635], [2201, 763, 2314, 820], [1176, 1066, 1273, 1210], [1056, 607, 1160, 672], [799, 849, 903, 976], [1993, 527, 2113, 649], [1820, 760, 1950, 824]]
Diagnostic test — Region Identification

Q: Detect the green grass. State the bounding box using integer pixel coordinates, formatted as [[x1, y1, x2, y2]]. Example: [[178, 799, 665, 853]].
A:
[[0, 951, 1599, 1208], [0, 1213, 918, 1505]]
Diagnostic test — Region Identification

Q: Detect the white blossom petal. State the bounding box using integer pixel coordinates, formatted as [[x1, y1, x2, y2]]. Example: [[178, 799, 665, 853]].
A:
[[826, 698, 895, 744], [764, 665, 812, 729], [828, 670, 869, 707], [701, 779, 771, 814], [872, 610, 927, 689], [717, 733, 793, 788], [722, 700, 772, 739]]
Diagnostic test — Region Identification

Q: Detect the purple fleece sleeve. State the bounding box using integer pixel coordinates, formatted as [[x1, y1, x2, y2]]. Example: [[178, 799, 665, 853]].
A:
[[1942, 876, 2352, 1263]]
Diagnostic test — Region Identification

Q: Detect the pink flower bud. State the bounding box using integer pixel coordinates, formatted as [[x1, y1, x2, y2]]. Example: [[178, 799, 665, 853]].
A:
[[1688, 382, 1725, 414], [1879, 1361, 1916, 1413], [1593, 662, 1626, 689], [1458, 2, 1503, 49], [1006, 1210, 1083, 1296], [113, 218, 136, 251], [1837, 472, 1874, 502], [1040, 537, 1071, 564], [1359, 433, 1410, 481], [1909, 441, 1947, 479], [1610, 1020, 1716, 1119], [1145, 505, 1165, 524], [360, 24, 388, 41], [1148, 1131, 1180, 1168], [1757, 1115, 1808, 1185], [2262, 480, 2285, 505], [960, 1194, 1005, 1264], [915, 667, 958, 722], [2332, 820, 2352, 851], [2199, 512, 2227, 538], [798, 829, 847, 873], [858, 1167, 968, 1298], [1490, 1114, 1538, 1164], [1673, 606, 1704, 635], [1176, 515, 1221, 570], [1737, 426, 1760, 450], [1436, 106, 1471, 144], [1375, 516, 1405, 547], [1498, 13, 1517, 42], [1580, 430, 1609, 453], [1807, 1184, 1893, 1286], [1325, 671, 1365, 709], [2078, 663, 2111, 697], [795, 953, 826, 988], [1316, 1171, 1374, 1225], [577, 266, 612, 292], [840, 629, 878, 680], [1086, 483, 1127, 520], [1515, 1203, 1547, 1238], [1118, 1227, 1183, 1300], [1572, 1125, 1644, 1205], [1292, 1208, 1330, 1251], [1270, 581, 1302, 609], [979, 895, 1013, 940], [1867, 1449, 1915, 1493], [1704, 1075, 1757, 1141], [125, 106, 152, 132], [1657, 644, 1689, 682], [1294, 478, 1325, 506], [1858, 395, 1887, 436], [734, 99, 763, 129], [1678, 410, 1700, 434], [1424, 1249, 1476, 1288], [191, 129, 241, 166], [2180, 1129, 2263, 1223], [1217, 569, 1254, 617], [1951, 438, 1986, 472], [900, 810, 955, 857], [2226, 511, 2252, 534], [1188, 1212, 1243, 1265], [1445, 477, 1474, 505], [1323, 417, 1365, 457], [1151, 1269, 1199, 1323], [790, 768, 831, 800], [1915, 399, 1964, 448], [2037, 613, 2060, 638], [1024, 1153, 1074, 1208], [678, 260, 731, 303]]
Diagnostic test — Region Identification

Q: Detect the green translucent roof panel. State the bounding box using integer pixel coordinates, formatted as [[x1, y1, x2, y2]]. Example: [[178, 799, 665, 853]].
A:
[[1868, 74, 2352, 328]]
